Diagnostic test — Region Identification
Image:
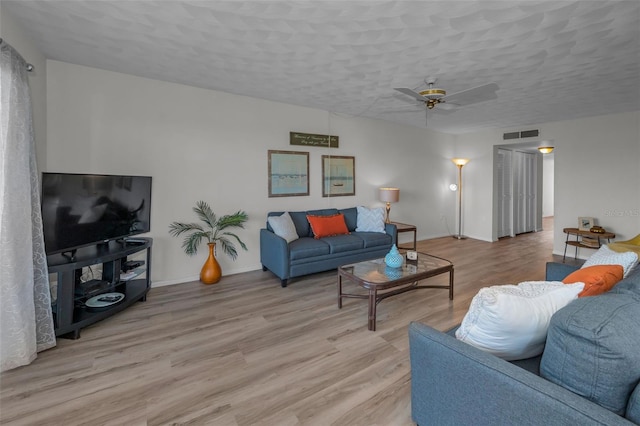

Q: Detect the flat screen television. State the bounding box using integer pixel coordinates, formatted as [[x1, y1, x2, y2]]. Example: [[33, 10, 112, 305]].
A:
[[41, 173, 152, 255]]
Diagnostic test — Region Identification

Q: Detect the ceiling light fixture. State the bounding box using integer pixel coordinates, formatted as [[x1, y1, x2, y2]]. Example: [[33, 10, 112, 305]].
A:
[[419, 79, 447, 109], [419, 88, 446, 98], [538, 146, 554, 154]]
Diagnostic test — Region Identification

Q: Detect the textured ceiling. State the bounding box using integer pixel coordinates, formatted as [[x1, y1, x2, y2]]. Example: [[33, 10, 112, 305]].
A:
[[3, 0, 640, 134]]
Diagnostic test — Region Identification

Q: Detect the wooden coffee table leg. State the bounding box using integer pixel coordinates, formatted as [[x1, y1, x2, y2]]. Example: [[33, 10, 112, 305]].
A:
[[368, 288, 377, 331]]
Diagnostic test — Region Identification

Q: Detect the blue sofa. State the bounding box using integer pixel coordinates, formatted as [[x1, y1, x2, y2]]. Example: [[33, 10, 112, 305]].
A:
[[260, 207, 396, 287], [409, 261, 640, 425]]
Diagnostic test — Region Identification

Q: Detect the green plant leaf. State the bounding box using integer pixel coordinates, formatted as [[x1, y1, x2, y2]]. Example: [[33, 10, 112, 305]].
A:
[[168, 222, 205, 237], [168, 201, 248, 260], [217, 211, 249, 230], [194, 201, 217, 231]]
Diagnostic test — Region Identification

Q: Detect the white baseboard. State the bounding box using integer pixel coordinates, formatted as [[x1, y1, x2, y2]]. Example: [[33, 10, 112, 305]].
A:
[[151, 263, 264, 288]]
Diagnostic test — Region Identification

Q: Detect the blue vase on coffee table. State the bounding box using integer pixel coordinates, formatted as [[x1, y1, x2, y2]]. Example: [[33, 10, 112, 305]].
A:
[[385, 244, 403, 268]]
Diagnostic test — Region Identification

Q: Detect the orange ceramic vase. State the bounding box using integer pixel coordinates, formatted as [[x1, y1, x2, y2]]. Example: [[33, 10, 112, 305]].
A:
[[200, 242, 222, 284]]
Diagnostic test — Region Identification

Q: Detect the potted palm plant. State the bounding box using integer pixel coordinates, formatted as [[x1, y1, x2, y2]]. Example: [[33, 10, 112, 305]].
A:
[[169, 201, 248, 284]]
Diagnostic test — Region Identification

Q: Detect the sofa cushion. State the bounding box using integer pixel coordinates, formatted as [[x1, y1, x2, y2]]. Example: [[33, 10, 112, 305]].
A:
[[562, 264, 623, 297], [582, 244, 638, 278], [540, 293, 640, 415], [339, 207, 358, 232], [455, 281, 584, 361], [609, 265, 640, 297], [323, 234, 364, 254], [355, 206, 386, 233], [307, 213, 349, 239], [288, 211, 312, 238], [627, 384, 640, 424], [307, 208, 339, 219], [288, 237, 330, 260], [352, 231, 393, 248], [267, 212, 299, 243]]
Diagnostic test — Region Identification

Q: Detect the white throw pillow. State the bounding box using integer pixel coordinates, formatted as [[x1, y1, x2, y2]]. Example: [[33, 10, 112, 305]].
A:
[[267, 212, 299, 243], [455, 281, 584, 361], [355, 206, 386, 233], [582, 244, 638, 278]]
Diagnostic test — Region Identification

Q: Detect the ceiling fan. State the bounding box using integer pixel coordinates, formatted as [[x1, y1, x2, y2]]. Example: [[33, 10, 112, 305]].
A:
[[394, 78, 499, 124]]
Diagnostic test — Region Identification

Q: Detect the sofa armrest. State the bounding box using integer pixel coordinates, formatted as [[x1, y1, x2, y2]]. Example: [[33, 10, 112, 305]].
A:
[[385, 223, 397, 245], [546, 262, 580, 281], [260, 228, 289, 281], [409, 322, 633, 426]]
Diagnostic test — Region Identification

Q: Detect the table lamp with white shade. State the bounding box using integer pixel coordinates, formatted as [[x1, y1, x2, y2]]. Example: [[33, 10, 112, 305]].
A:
[[379, 187, 400, 223]]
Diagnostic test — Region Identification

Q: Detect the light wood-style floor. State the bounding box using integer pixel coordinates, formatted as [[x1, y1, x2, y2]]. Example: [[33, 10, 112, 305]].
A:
[[1, 218, 573, 425]]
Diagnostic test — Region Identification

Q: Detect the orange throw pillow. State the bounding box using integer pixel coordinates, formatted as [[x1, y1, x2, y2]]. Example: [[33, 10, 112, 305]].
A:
[[562, 264, 624, 297], [307, 214, 349, 239]]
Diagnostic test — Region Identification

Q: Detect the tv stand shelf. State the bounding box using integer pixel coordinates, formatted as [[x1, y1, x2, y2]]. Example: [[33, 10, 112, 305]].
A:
[[47, 238, 152, 339]]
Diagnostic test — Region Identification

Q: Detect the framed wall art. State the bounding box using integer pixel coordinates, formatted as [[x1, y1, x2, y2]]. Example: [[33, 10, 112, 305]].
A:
[[268, 150, 309, 197], [578, 216, 595, 231], [322, 155, 355, 197]]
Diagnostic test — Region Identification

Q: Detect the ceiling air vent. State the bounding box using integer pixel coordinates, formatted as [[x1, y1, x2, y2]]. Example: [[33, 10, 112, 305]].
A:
[[503, 129, 540, 140], [503, 132, 520, 140], [520, 129, 539, 138]]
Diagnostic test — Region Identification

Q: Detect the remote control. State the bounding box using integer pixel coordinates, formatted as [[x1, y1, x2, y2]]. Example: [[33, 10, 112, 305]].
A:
[[125, 238, 147, 244]]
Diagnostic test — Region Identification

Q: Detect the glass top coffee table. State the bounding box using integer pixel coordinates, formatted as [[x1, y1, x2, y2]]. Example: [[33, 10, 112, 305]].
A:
[[338, 252, 454, 331]]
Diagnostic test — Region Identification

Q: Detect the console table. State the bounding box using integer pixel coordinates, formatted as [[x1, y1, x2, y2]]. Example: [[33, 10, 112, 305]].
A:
[[391, 221, 417, 251], [563, 228, 615, 262]]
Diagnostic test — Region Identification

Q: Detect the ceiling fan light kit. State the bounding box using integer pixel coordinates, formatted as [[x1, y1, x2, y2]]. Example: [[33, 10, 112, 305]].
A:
[[419, 88, 446, 99], [394, 79, 499, 123]]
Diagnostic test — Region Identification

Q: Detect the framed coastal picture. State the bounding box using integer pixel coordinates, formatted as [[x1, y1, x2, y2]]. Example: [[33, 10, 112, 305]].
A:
[[268, 150, 309, 197], [578, 216, 594, 231], [322, 155, 355, 197]]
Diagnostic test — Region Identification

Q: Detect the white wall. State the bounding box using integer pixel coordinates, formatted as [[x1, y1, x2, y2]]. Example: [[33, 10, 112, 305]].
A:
[[46, 60, 457, 285], [0, 6, 47, 170], [455, 112, 640, 258], [547, 112, 640, 258], [542, 154, 554, 218], [452, 128, 501, 241]]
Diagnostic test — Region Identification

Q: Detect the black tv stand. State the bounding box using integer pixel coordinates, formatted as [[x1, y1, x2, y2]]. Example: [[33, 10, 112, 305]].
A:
[[60, 249, 77, 262], [47, 238, 152, 339]]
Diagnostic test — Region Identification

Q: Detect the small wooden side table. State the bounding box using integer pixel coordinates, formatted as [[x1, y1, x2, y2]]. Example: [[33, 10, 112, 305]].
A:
[[563, 227, 615, 262], [391, 221, 417, 251]]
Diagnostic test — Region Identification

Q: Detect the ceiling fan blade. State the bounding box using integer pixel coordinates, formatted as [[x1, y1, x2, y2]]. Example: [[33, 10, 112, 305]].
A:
[[383, 107, 424, 113], [394, 87, 427, 102], [442, 82, 499, 105], [437, 102, 458, 111], [431, 106, 456, 115]]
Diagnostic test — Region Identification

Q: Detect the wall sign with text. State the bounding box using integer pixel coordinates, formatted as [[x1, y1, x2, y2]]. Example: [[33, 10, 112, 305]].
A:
[[290, 132, 339, 148]]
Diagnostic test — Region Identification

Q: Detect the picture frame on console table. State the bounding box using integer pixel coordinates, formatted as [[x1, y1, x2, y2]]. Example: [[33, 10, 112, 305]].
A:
[[578, 216, 595, 231], [268, 150, 310, 197], [322, 155, 355, 197]]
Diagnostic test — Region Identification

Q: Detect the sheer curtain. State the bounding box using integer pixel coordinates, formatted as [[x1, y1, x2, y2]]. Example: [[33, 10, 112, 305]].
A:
[[0, 39, 56, 372]]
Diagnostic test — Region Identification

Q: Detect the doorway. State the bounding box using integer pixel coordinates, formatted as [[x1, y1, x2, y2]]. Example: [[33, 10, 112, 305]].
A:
[[493, 145, 547, 240]]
